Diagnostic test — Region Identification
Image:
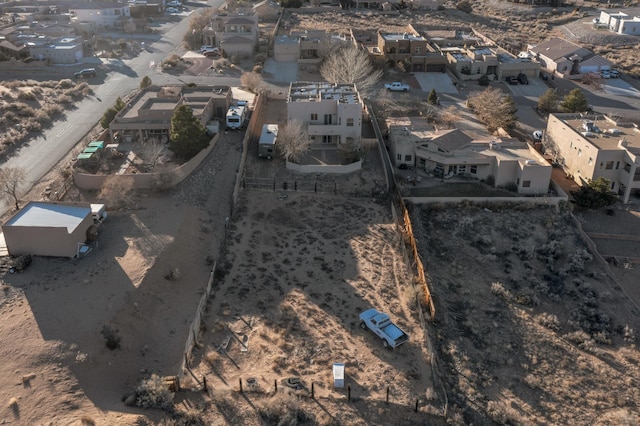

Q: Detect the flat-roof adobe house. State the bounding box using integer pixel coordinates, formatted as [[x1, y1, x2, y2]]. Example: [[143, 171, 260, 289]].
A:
[[544, 113, 640, 203], [287, 82, 363, 148], [108, 85, 232, 143], [2, 202, 95, 258]]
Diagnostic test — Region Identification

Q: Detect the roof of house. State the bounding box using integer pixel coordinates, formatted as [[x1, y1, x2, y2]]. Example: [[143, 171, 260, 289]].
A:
[[530, 37, 592, 61], [4, 202, 90, 232], [69, 3, 129, 10], [289, 82, 361, 104], [558, 114, 640, 152], [430, 129, 473, 152]]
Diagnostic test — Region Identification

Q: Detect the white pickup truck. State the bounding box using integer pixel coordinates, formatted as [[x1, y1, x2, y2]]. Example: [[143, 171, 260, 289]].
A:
[[359, 308, 409, 348], [384, 82, 410, 92]]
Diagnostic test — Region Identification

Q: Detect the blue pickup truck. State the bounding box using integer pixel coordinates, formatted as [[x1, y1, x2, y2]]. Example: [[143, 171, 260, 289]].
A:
[[359, 308, 409, 349]]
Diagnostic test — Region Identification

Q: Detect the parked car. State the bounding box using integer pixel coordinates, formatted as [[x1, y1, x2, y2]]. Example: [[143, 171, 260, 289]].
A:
[[359, 308, 409, 349], [532, 130, 543, 141], [600, 70, 611, 79], [74, 68, 96, 78], [517, 73, 529, 84], [166, 7, 180, 13], [593, 17, 600, 24], [610, 69, 620, 78], [517, 51, 532, 61], [204, 50, 220, 58], [200, 45, 214, 52], [384, 82, 410, 92], [202, 47, 220, 55], [506, 76, 518, 85], [167, 0, 181, 5]]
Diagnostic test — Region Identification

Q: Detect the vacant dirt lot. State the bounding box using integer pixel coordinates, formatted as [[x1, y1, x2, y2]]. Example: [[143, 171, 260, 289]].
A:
[[411, 202, 640, 424]]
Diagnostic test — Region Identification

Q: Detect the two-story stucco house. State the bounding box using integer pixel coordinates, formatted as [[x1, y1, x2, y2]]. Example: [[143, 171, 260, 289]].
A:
[[287, 82, 363, 148], [108, 85, 232, 143], [202, 12, 258, 56], [369, 28, 446, 72], [544, 113, 640, 203], [69, 2, 131, 29], [29, 36, 84, 64]]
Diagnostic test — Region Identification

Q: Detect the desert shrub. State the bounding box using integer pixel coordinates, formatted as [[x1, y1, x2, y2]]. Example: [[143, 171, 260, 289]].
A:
[[535, 312, 560, 331], [163, 54, 181, 69], [623, 324, 635, 343], [135, 374, 175, 411], [45, 104, 63, 117], [252, 64, 263, 73], [57, 79, 75, 89], [505, 182, 518, 192], [485, 175, 495, 186], [514, 291, 538, 306], [568, 249, 593, 272], [35, 110, 52, 124], [255, 394, 315, 424], [491, 282, 511, 301], [14, 103, 36, 117], [478, 74, 490, 86], [565, 330, 597, 351], [486, 400, 523, 424], [57, 94, 73, 104], [240, 72, 263, 93], [17, 91, 36, 101], [100, 325, 121, 350]]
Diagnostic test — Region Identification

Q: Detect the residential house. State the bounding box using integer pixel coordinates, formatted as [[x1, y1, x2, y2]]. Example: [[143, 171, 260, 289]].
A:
[[598, 11, 640, 36], [387, 120, 552, 194], [202, 12, 258, 56], [108, 85, 232, 143], [409, 0, 446, 10], [544, 113, 640, 203], [444, 44, 540, 81], [287, 82, 363, 148], [274, 30, 351, 63], [69, 2, 131, 29], [371, 28, 446, 72], [528, 37, 611, 78], [2, 202, 95, 258], [29, 36, 84, 64]]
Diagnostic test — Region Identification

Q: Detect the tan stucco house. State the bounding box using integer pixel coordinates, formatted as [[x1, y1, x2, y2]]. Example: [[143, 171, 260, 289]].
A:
[[2, 202, 95, 258], [388, 122, 552, 195], [202, 12, 258, 57], [108, 85, 232, 143], [544, 113, 640, 203]]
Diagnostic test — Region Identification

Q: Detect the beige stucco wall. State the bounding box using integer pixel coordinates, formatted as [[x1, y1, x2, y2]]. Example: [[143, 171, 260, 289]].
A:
[[2, 214, 93, 258], [73, 133, 220, 190]]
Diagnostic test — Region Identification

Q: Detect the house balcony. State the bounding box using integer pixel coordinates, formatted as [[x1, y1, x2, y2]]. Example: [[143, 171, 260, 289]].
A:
[[307, 124, 342, 136]]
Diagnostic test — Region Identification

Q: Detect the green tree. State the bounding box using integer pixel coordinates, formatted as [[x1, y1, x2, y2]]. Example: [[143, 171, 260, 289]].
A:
[[100, 97, 126, 129], [560, 88, 589, 113], [427, 88, 438, 105], [478, 74, 490, 86], [457, 0, 472, 13], [571, 177, 617, 209], [169, 104, 209, 160], [538, 88, 559, 113], [140, 76, 152, 90]]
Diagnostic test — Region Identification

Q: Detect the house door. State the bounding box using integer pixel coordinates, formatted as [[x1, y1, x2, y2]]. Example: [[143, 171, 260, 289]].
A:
[[324, 114, 332, 125]]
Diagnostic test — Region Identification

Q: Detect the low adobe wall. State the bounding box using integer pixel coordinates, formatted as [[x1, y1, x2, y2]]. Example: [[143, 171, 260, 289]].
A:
[[285, 159, 362, 174], [73, 133, 220, 190]]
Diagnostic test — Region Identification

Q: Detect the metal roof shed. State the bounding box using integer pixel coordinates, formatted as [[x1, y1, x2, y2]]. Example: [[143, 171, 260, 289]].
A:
[[1, 202, 94, 258]]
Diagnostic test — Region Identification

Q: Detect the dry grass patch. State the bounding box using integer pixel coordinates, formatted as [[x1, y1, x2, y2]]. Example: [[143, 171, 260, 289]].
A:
[[0, 79, 91, 156]]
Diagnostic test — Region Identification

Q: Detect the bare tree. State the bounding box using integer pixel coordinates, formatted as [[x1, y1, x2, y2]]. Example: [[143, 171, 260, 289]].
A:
[[98, 176, 135, 210], [141, 138, 165, 171], [0, 167, 26, 210], [240, 72, 264, 93], [320, 45, 383, 96], [439, 105, 462, 129], [467, 87, 518, 134], [277, 120, 310, 163]]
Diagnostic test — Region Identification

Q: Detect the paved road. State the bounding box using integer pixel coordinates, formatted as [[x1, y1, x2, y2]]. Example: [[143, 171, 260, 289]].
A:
[[0, 0, 229, 217]]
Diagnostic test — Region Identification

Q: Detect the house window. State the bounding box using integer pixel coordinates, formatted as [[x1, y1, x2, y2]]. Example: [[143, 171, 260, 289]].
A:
[[517, 177, 520, 185], [470, 165, 477, 174], [324, 114, 332, 124], [346, 118, 354, 127], [311, 113, 318, 121], [616, 161, 620, 169], [588, 157, 593, 165], [419, 158, 426, 166], [397, 154, 402, 160], [578, 148, 582, 156], [523, 180, 531, 188], [458, 165, 466, 173], [405, 155, 412, 161], [415, 46, 422, 54], [611, 181, 616, 190], [605, 161, 614, 169]]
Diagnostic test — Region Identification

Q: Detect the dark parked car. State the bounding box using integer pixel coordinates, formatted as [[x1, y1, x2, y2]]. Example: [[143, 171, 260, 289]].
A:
[[74, 68, 96, 78], [506, 76, 518, 85], [517, 73, 529, 84]]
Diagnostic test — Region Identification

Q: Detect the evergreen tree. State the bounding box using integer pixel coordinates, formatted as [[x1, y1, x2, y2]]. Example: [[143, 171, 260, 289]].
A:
[[427, 88, 438, 105], [538, 88, 559, 113], [140, 76, 152, 90], [560, 89, 589, 113], [169, 105, 209, 160], [571, 177, 617, 209]]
